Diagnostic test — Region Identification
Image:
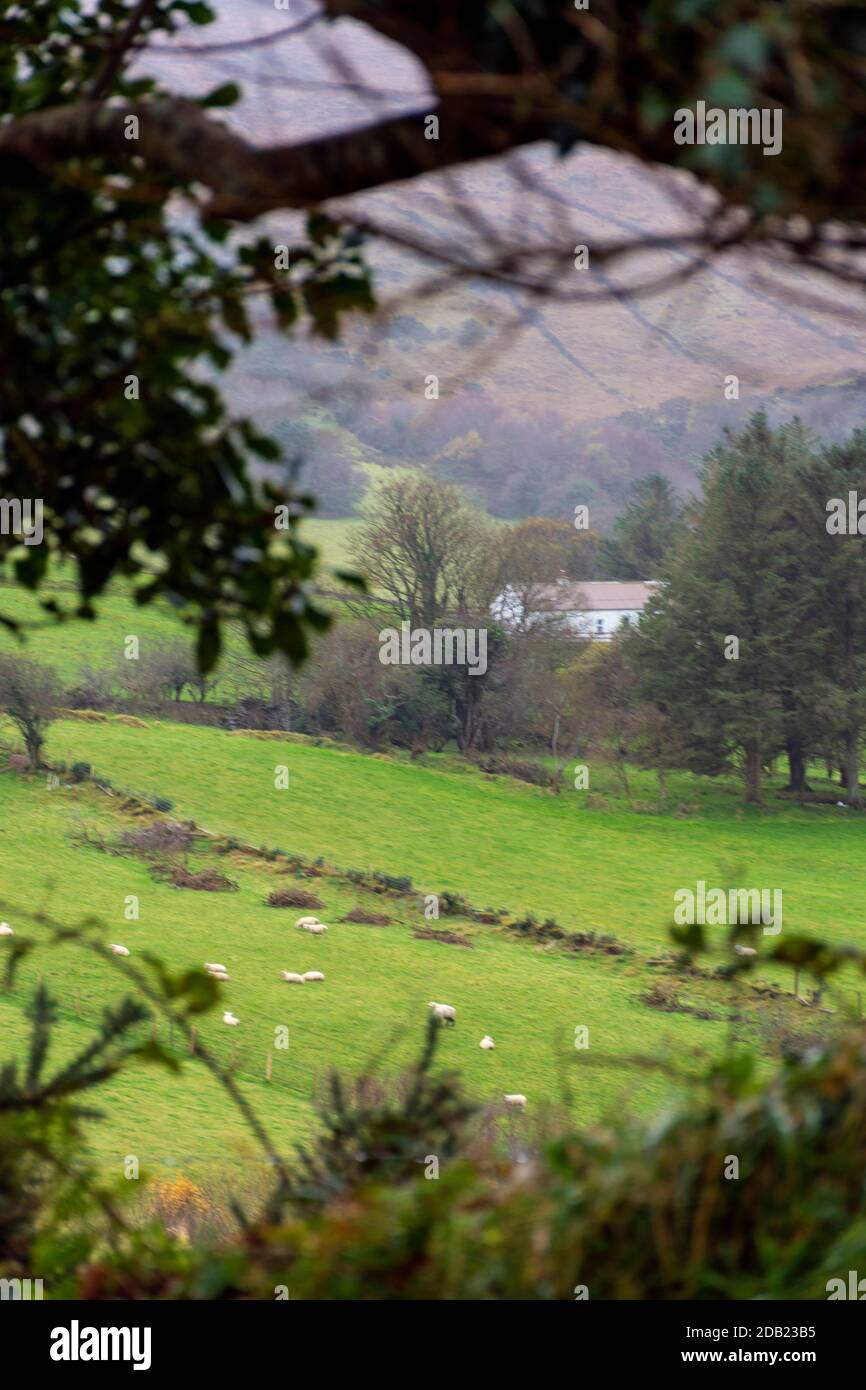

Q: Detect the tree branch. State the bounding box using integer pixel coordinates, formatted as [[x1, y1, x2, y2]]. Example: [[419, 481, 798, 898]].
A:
[[0, 96, 549, 219]]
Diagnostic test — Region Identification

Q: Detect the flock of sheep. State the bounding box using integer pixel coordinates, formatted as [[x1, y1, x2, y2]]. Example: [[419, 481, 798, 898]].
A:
[[0, 914, 528, 1110]]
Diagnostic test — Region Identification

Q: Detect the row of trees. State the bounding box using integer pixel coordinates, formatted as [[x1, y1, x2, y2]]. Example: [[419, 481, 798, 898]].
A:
[[346, 471, 679, 630]]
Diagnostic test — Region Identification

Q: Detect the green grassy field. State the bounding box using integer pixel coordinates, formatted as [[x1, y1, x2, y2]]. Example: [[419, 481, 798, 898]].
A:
[[1, 707, 861, 1188], [0, 752, 730, 1178], [0, 563, 862, 1192], [0, 516, 377, 681]]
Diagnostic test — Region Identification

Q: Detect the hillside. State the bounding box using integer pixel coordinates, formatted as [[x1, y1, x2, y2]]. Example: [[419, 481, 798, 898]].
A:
[[133, 2, 866, 529], [1, 710, 861, 1186]]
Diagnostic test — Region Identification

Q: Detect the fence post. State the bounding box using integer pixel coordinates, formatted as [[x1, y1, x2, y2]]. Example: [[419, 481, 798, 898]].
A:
[[265, 1050, 273, 1082]]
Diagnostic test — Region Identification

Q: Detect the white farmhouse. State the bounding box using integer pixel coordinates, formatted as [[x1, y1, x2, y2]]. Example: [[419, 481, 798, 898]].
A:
[[492, 579, 657, 640]]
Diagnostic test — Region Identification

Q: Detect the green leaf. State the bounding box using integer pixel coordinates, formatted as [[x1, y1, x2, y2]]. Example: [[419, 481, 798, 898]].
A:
[[200, 82, 241, 109], [196, 618, 222, 676]]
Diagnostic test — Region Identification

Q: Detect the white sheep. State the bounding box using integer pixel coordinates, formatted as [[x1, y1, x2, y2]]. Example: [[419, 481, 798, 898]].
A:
[[734, 944, 757, 957], [504, 1093, 526, 1109], [222, 1011, 239, 1026], [302, 971, 325, 982], [204, 962, 227, 973], [209, 970, 230, 981], [280, 971, 306, 984], [479, 1035, 495, 1050], [109, 944, 130, 956], [429, 1001, 456, 1025], [0, 923, 14, 937], [296, 916, 320, 929], [307, 923, 328, 935]]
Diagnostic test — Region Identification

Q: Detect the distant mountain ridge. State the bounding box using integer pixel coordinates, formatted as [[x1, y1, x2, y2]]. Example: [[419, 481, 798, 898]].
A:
[[141, 2, 866, 526]]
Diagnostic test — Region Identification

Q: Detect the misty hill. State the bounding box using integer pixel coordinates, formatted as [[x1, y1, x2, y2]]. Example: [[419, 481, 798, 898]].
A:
[[141, 2, 866, 528]]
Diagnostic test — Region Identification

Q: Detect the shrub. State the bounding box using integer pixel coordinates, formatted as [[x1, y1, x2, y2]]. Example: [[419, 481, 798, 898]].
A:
[[119, 823, 194, 857], [151, 796, 173, 812], [70, 762, 91, 783], [437, 890, 471, 917], [164, 866, 239, 892], [266, 888, 324, 909], [226, 696, 292, 732], [64, 666, 114, 711], [372, 871, 413, 894], [506, 915, 631, 956], [473, 755, 557, 788], [342, 908, 391, 925]]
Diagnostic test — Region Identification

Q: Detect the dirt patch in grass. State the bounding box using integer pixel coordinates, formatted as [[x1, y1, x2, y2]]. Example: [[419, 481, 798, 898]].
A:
[[342, 908, 392, 925], [165, 866, 239, 892], [266, 888, 325, 909], [413, 928, 474, 948]]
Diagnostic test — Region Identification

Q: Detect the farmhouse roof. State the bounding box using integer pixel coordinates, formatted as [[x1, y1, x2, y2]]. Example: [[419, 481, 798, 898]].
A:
[[532, 580, 658, 612]]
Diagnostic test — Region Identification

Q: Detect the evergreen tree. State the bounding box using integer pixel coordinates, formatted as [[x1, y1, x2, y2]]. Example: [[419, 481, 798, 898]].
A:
[[631, 416, 788, 804], [784, 433, 866, 806], [599, 475, 684, 580]]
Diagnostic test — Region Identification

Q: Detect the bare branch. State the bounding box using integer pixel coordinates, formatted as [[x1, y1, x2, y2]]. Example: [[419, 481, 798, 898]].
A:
[[0, 96, 547, 220], [146, 12, 324, 56]]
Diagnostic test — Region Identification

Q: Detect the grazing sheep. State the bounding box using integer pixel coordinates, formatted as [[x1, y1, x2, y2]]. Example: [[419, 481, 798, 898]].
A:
[[302, 971, 325, 982], [504, 1093, 526, 1109], [734, 944, 757, 957], [222, 1011, 239, 1026], [307, 922, 328, 935], [296, 916, 320, 929], [109, 944, 130, 957], [280, 971, 306, 984], [0, 923, 13, 937], [479, 1035, 495, 1050], [204, 962, 227, 973], [429, 1001, 456, 1025], [209, 970, 230, 981]]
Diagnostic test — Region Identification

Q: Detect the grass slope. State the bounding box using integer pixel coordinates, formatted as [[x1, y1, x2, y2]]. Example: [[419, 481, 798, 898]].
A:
[[41, 718, 866, 958], [0, 764, 728, 1180], [0, 713, 860, 1183]]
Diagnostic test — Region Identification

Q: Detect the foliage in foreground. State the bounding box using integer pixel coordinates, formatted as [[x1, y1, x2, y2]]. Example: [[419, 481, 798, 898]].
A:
[[2, 911, 866, 1300]]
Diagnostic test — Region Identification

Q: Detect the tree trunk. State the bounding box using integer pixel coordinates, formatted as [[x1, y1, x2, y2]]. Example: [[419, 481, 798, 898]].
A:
[[744, 743, 763, 805], [24, 728, 43, 769], [784, 737, 811, 793], [550, 712, 560, 759], [839, 765, 849, 788], [844, 727, 862, 807]]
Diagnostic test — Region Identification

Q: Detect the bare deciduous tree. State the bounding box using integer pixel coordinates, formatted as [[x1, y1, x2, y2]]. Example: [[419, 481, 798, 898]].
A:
[[0, 656, 61, 768], [350, 475, 499, 628]]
